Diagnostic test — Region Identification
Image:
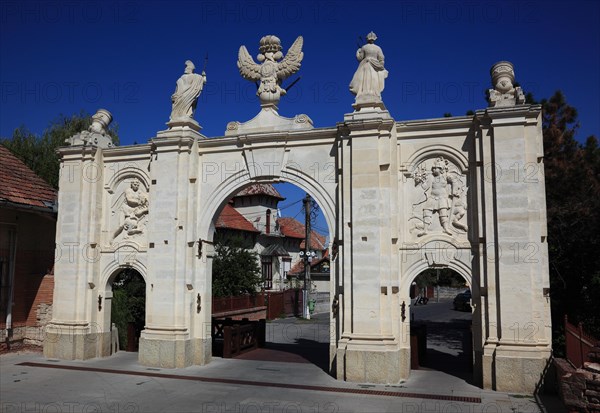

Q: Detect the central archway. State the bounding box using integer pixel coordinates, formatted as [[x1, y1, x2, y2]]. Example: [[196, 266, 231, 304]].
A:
[[201, 176, 338, 373]]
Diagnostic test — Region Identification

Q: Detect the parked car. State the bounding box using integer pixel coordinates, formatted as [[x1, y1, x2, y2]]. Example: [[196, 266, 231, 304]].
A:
[[453, 289, 472, 311]]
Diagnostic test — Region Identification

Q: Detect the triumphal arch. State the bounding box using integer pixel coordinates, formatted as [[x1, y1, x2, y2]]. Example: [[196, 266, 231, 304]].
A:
[[44, 33, 551, 393]]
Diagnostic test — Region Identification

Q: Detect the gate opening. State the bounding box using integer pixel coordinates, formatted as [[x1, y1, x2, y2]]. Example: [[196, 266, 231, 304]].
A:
[[410, 268, 473, 383], [209, 183, 331, 370], [110, 269, 146, 352]]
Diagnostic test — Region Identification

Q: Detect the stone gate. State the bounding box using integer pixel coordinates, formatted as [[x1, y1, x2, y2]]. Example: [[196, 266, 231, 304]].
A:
[[44, 35, 551, 393]]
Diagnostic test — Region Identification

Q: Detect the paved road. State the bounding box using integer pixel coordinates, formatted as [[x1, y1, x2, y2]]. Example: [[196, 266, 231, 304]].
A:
[[410, 298, 474, 383], [411, 297, 472, 323], [1, 312, 563, 412]]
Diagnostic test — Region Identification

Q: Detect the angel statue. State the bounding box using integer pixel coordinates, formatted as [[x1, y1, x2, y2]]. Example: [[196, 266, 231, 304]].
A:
[[237, 35, 303, 109]]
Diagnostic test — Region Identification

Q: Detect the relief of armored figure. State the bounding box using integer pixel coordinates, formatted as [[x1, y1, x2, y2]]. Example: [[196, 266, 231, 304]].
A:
[[412, 158, 468, 236], [113, 178, 149, 240]]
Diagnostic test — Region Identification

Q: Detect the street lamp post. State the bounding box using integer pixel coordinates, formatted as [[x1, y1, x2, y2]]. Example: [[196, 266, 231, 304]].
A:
[[300, 249, 315, 318]]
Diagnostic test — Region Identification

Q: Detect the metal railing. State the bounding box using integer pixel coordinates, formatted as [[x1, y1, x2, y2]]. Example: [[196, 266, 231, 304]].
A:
[[564, 315, 597, 368]]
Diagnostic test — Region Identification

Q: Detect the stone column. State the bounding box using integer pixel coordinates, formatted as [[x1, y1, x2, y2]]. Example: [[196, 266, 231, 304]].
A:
[[336, 108, 403, 383], [138, 127, 205, 368], [44, 146, 105, 360], [476, 105, 552, 392]]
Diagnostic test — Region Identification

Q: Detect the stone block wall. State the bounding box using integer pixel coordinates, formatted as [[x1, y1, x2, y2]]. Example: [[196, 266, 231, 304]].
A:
[[556, 345, 600, 412]]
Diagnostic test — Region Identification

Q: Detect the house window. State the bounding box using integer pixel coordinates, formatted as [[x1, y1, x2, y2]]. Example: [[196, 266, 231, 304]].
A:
[[282, 257, 291, 277], [261, 256, 273, 290], [266, 209, 271, 234]]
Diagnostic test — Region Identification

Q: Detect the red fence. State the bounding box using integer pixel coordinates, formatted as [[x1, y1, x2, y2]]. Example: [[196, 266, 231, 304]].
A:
[[565, 315, 597, 368], [212, 294, 265, 314], [266, 289, 302, 320], [211, 289, 302, 320]]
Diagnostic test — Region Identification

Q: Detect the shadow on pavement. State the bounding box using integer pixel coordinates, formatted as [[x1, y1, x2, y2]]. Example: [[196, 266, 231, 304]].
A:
[[235, 315, 330, 372], [261, 339, 329, 371], [414, 319, 474, 384]]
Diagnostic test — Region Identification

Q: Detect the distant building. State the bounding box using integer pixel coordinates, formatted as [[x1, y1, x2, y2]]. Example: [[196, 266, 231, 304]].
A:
[[215, 184, 328, 291], [0, 146, 57, 350]]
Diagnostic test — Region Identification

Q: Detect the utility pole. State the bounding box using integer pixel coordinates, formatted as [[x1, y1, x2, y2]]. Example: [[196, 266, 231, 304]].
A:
[[303, 193, 312, 319]]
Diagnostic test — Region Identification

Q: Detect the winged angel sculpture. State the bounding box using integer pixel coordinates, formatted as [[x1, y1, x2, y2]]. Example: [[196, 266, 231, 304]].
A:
[[237, 35, 303, 109]]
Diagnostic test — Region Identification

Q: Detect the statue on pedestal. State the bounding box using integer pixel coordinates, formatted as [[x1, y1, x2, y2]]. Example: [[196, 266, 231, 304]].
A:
[[488, 61, 525, 107], [89, 109, 112, 135], [168, 60, 206, 130], [237, 35, 304, 109], [225, 35, 312, 136], [350, 32, 388, 108], [65, 108, 114, 148]]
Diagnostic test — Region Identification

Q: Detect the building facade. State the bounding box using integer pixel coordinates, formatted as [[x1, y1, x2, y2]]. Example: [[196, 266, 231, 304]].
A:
[[215, 184, 328, 291], [0, 146, 57, 350]]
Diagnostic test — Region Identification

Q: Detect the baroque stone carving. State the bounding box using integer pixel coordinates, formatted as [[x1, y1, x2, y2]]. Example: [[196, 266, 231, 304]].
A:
[[409, 157, 468, 237], [488, 61, 525, 107], [237, 35, 303, 109], [65, 109, 114, 149], [168, 60, 207, 130], [112, 178, 149, 242], [350, 32, 388, 108]]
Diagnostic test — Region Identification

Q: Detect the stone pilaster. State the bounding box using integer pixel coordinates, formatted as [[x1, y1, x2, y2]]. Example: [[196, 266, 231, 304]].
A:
[[337, 108, 404, 383], [139, 127, 208, 368], [476, 105, 552, 392], [45, 146, 106, 360]]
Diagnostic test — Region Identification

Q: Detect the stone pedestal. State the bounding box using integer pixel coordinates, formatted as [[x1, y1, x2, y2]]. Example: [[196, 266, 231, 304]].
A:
[[337, 337, 407, 383], [225, 107, 313, 136]]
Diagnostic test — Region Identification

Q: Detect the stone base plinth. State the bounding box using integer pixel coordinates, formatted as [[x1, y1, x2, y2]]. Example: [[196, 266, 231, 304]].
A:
[[336, 339, 408, 384], [225, 107, 313, 136], [44, 329, 110, 360], [138, 337, 211, 368], [494, 344, 552, 393]]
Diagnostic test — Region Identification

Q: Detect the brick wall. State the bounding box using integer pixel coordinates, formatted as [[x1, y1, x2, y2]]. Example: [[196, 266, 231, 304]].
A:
[[0, 272, 54, 350]]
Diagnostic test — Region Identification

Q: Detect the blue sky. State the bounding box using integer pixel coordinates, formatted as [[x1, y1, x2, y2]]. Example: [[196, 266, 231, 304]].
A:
[[1, 0, 598, 236]]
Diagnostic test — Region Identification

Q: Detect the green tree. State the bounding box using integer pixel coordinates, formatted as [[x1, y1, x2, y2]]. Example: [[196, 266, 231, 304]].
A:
[[1, 112, 119, 188], [212, 237, 262, 297], [414, 268, 467, 288], [532, 91, 600, 353]]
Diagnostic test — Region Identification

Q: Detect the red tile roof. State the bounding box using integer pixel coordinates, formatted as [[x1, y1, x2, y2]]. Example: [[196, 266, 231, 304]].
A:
[[215, 203, 259, 233], [235, 184, 285, 200], [277, 217, 305, 239], [277, 217, 326, 250], [289, 255, 330, 275], [0, 145, 57, 210]]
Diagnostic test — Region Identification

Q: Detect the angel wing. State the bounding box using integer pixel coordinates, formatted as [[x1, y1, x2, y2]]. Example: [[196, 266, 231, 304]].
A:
[[277, 36, 303, 80], [237, 45, 261, 82]]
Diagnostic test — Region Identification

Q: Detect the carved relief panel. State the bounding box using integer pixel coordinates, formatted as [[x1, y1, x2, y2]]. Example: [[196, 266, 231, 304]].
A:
[[407, 156, 469, 240], [105, 175, 149, 249]]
